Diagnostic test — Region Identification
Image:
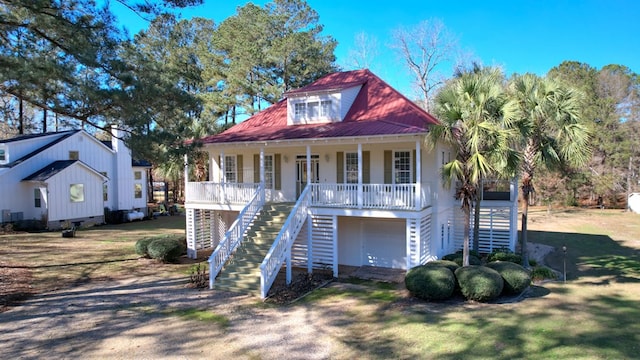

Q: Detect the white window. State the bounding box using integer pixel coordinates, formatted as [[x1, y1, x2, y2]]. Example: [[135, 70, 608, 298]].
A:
[[0, 149, 5, 162], [394, 151, 412, 184], [224, 155, 237, 183], [134, 171, 142, 180], [294, 103, 306, 119], [134, 183, 142, 199], [264, 154, 274, 189], [345, 152, 358, 184], [307, 101, 320, 118], [69, 151, 79, 160], [103, 184, 108, 201], [70, 184, 84, 202], [320, 100, 332, 117], [34, 189, 41, 208]]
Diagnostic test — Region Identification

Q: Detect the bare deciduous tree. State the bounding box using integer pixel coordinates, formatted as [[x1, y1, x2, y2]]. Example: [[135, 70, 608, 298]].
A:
[[391, 19, 459, 111], [345, 31, 379, 70]]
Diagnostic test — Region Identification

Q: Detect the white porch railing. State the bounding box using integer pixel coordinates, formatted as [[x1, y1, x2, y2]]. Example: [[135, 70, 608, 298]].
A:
[[309, 182, 432, 210], [186, 182, 260, 204], [259, 185, 310, 299], [208, 183, 265, 289]]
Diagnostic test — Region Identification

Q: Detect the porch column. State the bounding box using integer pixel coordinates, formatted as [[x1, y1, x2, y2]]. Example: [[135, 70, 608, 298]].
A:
[[306, 145, 311, 186], [332, 215, 338, 277], [220, 150, 225, 202], [307, 213, 313, 273], [357, 143, 363, 209], [260, 147, 265, 203], [415, 140, 421, 210]]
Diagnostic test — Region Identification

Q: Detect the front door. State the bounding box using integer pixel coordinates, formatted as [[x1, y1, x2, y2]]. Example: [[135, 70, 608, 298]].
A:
[[296, 155, 319, 197]]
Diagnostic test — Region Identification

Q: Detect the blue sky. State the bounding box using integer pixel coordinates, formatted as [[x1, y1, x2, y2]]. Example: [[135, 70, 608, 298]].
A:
[[114, 0, 640, 97]]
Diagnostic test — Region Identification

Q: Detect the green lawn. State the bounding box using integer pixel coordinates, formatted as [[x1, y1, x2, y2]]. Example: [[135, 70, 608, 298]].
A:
[[298, 208, 640, 359]]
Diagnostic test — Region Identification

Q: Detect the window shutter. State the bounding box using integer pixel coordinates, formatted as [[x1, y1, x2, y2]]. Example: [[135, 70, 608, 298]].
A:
[[363, 151, 370, 184], [412, 149, 416, 183], [274, 154, 281, 190], [336, 152, 344, 183], [384, 150, 392, 184], [237, 155, 243, 183], [253, 154, 260, 183]]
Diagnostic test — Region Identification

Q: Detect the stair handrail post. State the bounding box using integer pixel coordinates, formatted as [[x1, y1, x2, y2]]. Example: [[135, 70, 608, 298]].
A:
[[260, 185, 311, 299], [208, 183, 265, 289]]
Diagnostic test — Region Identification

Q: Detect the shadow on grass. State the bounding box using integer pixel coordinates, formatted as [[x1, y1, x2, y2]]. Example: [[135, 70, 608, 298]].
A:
[[526, 230, 640, 284]]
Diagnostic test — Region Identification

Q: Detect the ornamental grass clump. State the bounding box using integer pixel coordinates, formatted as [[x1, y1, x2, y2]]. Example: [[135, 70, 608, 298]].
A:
[[530, 266, 557, 282], [147, 237, 185, 263], [487, 250, 522, 264], [405, 265, 456, 301], [454, 266, 504, 302], [486, 261, 531, 295]]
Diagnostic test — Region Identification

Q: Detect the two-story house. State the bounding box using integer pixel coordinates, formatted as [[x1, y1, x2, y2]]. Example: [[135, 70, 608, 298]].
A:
[[185, 69, 518, 298], [0, 128, 150, 229]]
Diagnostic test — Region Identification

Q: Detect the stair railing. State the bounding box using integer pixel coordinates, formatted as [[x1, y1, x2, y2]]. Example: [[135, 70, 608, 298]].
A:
[[259, 185, 310, 298], [209, 183, 265, 289]]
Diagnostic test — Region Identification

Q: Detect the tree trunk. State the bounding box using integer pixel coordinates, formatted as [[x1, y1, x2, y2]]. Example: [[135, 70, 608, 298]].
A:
[[463, 205, 471, 266], [521, 186, 530, 268], [473, 190, 481, 254], [19, 97, 24, 134]]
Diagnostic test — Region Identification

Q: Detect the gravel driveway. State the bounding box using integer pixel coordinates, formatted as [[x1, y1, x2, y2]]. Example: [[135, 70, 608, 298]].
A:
[[0, 275, 342, 360]]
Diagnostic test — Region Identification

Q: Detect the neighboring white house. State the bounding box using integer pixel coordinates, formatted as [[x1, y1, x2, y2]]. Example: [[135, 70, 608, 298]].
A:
[[0, 128, 151, 229], [184, 69, 518, 298]]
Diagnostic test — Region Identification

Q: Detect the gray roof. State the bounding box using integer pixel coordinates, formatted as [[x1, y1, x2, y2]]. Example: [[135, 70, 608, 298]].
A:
[[0, 130, 80, 168], [22, 160, 78, 181]]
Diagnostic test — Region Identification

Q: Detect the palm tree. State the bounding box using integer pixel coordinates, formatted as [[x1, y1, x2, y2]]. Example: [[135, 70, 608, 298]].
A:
[[429, 67, 518, 266], [510, 74, 591, 267]]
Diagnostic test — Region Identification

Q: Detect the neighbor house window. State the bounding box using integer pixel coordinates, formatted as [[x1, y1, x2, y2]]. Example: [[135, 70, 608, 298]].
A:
[[103, 184, 108, 201], [0, 149, 5, 162], [134, 171, 142, 180], [264, 154, 274, 189], [70, 184, 84, 202], [394, 151, 411, 184], [69, 151, 79, 160], [345, 152, 358, 184], [34, 189, 41, 208], [134, 183, 142, 199], [224, 155, 237, 183]]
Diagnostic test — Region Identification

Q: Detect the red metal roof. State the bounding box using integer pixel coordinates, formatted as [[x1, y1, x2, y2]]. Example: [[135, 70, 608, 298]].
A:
[[198, 69, 439, 144]]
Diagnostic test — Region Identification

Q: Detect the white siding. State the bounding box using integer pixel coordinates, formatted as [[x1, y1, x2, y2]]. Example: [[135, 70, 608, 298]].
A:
[[338, 216, 406, 269], [340, 85, 361, 119], [46, 163, 104, 223]]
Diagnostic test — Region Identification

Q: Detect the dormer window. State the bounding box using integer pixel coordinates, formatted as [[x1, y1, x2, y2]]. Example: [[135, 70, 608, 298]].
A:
[[290, 98, 336, 124]]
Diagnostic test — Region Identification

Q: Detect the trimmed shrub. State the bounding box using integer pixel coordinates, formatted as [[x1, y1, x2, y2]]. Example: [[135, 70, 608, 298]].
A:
[[487, 261, 531, 295], [487, 251, 522, 264], [530, 266, 557, 282], [455, 266, 504, 302], [147, 238, 184, 263], [405, 265, 456, 301], [443, 253, 482, 266], [424, 260, 459, 272], [135, 237, 155, 257]]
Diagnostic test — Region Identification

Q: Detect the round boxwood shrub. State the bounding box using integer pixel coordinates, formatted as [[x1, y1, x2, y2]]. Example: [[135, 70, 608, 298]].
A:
[[486, 261, 531, 295], [147, 238, 184, 263], [443, 253, 482, 266], [405, 265, 456, 301], [135, 237, 155, 257], [424, 260, 459, 272], [454, 265, 504, 302]]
